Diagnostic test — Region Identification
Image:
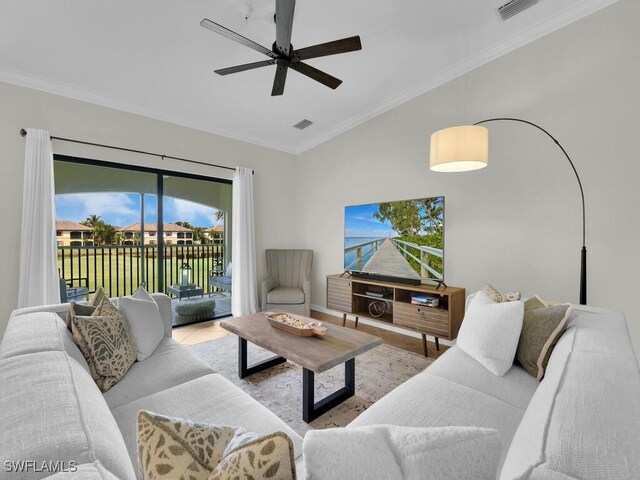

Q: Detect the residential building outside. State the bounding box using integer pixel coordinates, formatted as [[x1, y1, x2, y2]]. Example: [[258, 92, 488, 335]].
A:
[[208, 225, 224, 244], [56, 220, 94, 247], [116, 223, 193, 245]]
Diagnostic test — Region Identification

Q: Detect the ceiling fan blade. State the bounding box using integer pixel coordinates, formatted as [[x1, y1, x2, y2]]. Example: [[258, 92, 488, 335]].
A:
[[275, 0, 295, 57], [293, 36, 362, 61], [215, 59, 276, 76], [290, 62, 342, 89], [271, 62, 289, 96], [200, 19, 276, 58]]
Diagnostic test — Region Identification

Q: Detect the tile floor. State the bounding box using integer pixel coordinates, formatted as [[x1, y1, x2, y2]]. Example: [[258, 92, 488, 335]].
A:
[[173, 310, 447, 359]]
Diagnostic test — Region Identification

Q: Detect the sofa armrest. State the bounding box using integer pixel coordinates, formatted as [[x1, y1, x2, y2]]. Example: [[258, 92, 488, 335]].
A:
[[150, 293, 173, 337]]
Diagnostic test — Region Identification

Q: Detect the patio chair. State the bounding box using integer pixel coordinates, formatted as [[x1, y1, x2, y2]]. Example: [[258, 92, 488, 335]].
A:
[[59, 277, 90, 303], [209, 262, 232, 295]]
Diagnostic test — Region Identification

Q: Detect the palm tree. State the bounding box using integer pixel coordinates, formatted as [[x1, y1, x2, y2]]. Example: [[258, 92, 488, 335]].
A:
[[192, 227, 207, 244], [175, 221, 194, 229], [113, 232, 123, 246], [80, 214, 102, 228]]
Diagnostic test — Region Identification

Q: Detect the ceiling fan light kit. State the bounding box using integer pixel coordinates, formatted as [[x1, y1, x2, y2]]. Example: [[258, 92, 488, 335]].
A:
[[200, 0, 362, 96]]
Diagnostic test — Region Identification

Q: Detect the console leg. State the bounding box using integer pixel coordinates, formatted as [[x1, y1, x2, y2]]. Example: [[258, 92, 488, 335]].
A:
[[354, 316, 359, 328], [422, 334, 428, 357], [342, 313, 346, 327], [435, 337, 440, 351]]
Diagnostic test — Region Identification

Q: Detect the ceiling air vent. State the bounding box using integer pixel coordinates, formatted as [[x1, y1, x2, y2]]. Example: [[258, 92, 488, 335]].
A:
[[293, 119, 313, 130], [498, 0, 539, 20]]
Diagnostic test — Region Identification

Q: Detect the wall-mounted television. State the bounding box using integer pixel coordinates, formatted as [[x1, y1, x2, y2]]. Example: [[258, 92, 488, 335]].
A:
[[344, 196, 444, 284]]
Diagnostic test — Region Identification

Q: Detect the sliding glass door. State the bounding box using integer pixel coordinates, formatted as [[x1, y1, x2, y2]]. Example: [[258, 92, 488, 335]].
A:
[[53, 156, 232, 323]]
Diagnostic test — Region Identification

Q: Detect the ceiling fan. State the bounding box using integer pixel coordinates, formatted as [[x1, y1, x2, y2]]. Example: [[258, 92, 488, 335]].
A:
[[200, 0, 362, 96]]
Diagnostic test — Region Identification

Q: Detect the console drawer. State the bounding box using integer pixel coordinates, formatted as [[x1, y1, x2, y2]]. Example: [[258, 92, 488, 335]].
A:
[[327, 277, 353, 313], [393, 302, 449, 336]]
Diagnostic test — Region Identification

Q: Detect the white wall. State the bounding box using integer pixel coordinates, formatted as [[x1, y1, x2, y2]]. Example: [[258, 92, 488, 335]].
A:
[[0, 81, 297, 336], [295, 0, 640, 354]]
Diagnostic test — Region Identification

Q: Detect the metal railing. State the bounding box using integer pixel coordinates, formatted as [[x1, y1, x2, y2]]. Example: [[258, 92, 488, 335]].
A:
[[391, 238, 443, 280], [58, 244, 224, 298], [344, 238, 385, 271]]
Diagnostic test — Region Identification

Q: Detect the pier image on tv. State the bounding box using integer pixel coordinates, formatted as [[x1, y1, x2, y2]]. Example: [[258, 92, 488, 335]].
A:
[[344, 196, 444, 281]]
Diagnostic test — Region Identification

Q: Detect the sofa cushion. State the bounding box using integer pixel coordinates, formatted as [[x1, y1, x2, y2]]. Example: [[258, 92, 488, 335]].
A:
[[137, 411, 296, 480], [0, 311, 90, 373], [348, 371, 526, 469], [267, 287, 305, 305], [103, 338, 214, 409], [425, 346, 538, 410], [303, 425, 501, 480], [500, 306, 640, 479], [0, 351, 136, 480], [111, 373, 304, 477]]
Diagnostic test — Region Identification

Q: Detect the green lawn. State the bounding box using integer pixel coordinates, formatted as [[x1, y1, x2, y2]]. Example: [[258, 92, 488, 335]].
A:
[[58, 248, 223, 297]]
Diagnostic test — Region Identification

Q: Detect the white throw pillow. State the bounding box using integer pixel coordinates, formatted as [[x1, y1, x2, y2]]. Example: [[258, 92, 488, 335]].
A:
[[457, 290, 524, 376], [303, 425, 501, 480], [118, 287, 164, 361]]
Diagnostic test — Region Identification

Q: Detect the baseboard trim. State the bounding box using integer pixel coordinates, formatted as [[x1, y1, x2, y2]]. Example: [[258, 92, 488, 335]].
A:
[[311, 304, 454, 348]]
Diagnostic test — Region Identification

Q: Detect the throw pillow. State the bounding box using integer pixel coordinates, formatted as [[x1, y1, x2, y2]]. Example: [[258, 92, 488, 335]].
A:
[[137, 411, 296, 480], [482, 284, 521, 302], [303, 425, 501, 480], [457, 290, 524, 376], [71, 296, 137, 392], [65, 286, 107, 329], [516, 295, 572, 380], [118, 287, 164, 361]]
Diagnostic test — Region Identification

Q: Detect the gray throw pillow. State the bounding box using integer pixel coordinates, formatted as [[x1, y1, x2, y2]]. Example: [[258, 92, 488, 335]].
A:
[[516, 296, 572, 380]]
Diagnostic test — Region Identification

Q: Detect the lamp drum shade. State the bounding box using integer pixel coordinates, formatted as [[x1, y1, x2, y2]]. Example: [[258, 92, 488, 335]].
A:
[[430, 125, 489, 172]]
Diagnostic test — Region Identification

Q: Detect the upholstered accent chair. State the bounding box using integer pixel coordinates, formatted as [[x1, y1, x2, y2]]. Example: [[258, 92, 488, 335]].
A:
[[261, 249, 313, 316]]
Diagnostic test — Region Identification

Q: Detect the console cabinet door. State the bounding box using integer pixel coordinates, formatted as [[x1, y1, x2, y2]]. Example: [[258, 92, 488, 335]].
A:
[[393, 302, 450, 338], [327, 277, 353, 313]]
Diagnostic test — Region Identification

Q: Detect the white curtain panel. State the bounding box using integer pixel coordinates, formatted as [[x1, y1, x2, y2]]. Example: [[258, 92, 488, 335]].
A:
[[17, 129, 60, 308], [231, 166, 259, 316]]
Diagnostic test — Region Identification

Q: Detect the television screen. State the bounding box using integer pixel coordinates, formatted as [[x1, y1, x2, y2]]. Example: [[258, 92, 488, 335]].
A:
[[344, 196, 444, 282]]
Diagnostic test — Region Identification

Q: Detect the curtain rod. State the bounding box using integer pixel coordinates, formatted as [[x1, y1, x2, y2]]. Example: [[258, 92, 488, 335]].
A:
[[19, 128, 252, 174]]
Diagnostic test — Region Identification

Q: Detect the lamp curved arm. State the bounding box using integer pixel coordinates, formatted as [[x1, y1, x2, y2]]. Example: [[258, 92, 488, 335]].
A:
[[474, 117, 585, 247]]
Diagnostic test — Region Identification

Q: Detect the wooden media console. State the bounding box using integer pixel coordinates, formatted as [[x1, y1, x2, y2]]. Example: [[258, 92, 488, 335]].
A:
[[326, 274, 465, 356]]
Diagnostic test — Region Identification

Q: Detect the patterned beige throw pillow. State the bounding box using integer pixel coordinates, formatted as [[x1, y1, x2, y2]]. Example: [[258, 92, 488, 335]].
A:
[[516, 295, 572, 381], [137, 411, 296, 480], [71, 296, 137, 392], [482, 284, 521, 303]]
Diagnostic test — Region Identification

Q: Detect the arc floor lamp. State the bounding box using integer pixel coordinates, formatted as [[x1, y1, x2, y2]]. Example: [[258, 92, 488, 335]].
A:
[[429, 117, 587, 305]]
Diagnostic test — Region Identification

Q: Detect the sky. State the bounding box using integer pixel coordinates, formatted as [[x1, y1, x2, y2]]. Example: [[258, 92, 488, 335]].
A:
[[55, 192, 223, 228], [344, 203, 396, 238]]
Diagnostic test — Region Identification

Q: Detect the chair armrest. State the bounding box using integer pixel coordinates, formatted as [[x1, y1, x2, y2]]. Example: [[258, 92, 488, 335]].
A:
[[261, 276, 278, 309]]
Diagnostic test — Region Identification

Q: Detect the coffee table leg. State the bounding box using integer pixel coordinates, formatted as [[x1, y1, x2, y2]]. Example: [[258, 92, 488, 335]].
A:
[[302, 358, 356, 423], [238, 337, 287, 379]]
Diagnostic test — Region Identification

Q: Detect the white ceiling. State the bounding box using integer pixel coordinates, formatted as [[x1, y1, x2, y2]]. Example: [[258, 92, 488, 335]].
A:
[[0, 0, 618, 154]]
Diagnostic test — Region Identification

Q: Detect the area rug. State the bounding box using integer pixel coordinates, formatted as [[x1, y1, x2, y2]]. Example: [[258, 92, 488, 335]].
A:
[[187, 334, 432, 436]]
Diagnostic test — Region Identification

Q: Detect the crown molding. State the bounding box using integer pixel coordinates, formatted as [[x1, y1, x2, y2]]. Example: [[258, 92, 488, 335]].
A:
[[292, 0, 620, 155], [0, 0, 619, 157], [0, 66, 299, 155]]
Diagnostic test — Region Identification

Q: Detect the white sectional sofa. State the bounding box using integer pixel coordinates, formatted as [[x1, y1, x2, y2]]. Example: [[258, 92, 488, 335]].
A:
[[1, 294, 639, 479], [0, 294, 304, 479]]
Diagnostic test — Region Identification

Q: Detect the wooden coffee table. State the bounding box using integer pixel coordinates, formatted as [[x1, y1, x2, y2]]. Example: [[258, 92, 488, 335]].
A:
[[221, 313, 382, 422]]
